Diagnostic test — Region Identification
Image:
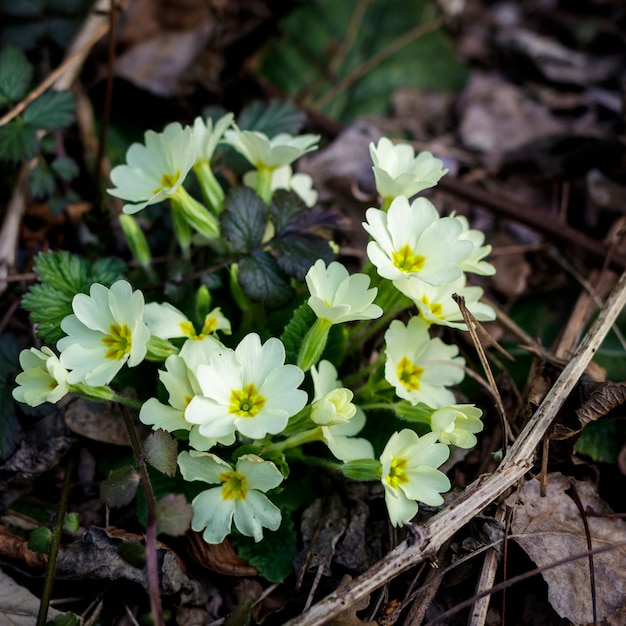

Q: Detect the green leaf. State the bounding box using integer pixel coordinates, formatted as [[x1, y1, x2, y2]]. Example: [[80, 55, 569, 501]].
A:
[[144, 430, 178, 477], [154, 493, 193, 536], [99, 466, 140, 508], [237, 99, 305, 137], [271, 236, 334, 281], [259, 0, 467, 121], [269, 189, 307, 232], [394, 401, 433, 423], [221, 187, 267, 252], [51, 156, 79, 181], [28, 526, 52, 554], [29, 161, 55, 198], [231, 514, 298, 583], [0, 334, 22, 461], [46, 613, 80, 626], [116, 541, 146, 569], [0, 45, 32, 105], [21, 251, 127, 344], [238, 250, 293, 309], [574, 420, 624, 464], [0, 118, 38, 161], [23, 90, 74, 130], [63, 512, 80, 534]]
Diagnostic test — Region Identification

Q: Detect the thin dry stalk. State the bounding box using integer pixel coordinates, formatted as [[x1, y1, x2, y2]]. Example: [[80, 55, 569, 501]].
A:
[[281, 268, 626, 626]]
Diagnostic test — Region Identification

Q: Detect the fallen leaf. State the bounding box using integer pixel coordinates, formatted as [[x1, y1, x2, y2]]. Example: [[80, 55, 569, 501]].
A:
[[63, 399, 130, 446], [507, 472, 626, 625], [0, 567, 62, 624], [182, 531, 258, 576]]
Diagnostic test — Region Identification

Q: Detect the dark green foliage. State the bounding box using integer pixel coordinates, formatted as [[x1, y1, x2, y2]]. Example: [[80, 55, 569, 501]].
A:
[[0, 45, 31, 105], [28, 526, 52, 554], [29, 161, 55, 198], [23, 90, 74, 129], [99, 466, 140, 508], [0, 118, 38, 161], [0, 334, 22, 461], [575, 420, 624, 464], [238, 250, 294, 309], [236, 98, 306, 137], [220, 187, 267, 253], [21, 251, 127, 344]]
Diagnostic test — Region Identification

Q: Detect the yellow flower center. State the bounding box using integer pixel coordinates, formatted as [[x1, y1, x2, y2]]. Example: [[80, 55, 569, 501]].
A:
[[179, 317, 219, 341], [153, 170, 180, 194], [397, 356, 424, 391], [386, 457, 409, 489], [102, 324, 132, 361], [392, 244, 425, 274], [419, 295, 443, 318], [219, 471, 248, 500], [229, 383, 266, 418]]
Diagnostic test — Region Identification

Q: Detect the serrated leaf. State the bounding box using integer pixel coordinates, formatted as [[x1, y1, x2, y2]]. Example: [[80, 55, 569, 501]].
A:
[[51, 155, 79, 181], [144, 430, 178, 477], [29, 161, 55, 198], [21, 252, 127, 344], [231, 514, 297, 582], [154, 493, 193, 536], [28, 526, 51, 554], [238, 250, 293, 309], [237, 99, 305, 137], [0, 334, 22, 461], [271, 236, 334, 281], [23, 90, 74, 130], [0, 118, 38, 161], [0, 45, 32, 104], [269, 189, 307, 232], [100, 466, 140, 508], [221, 187, 267, 252]]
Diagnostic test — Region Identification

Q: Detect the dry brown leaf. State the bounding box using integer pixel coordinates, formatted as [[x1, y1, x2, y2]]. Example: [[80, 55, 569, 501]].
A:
[[323, 576, 377, 626], [63, 399, 131, 445], [507, 472, 626, 625], [0, 525, 47, 568], [183, 530, 258, 576], [576, 380, 626, 426]]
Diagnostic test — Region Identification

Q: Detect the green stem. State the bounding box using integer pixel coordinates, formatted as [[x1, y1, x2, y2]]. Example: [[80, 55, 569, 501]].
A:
[[255, 167, 274, 205], [266, 428, 323, 453], [119, 404, 164, 626], [37, 448, 77, 626], [193, 161, 225, 214]]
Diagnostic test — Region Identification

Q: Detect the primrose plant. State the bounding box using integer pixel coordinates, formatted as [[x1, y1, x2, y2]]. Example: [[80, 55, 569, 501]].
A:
[[13, 109, 496, 569]]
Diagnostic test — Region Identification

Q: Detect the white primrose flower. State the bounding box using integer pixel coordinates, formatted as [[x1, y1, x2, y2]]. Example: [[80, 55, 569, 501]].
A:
[[185, 333, 307, 440], [384, 317, 465, 408], [178, 451, 283, 543], [430, 404, 484, 448], [363, 196, 473, 285], [369, 137, 448, 202], [394, 274, 496, 330], [190, 113, 234, 166], [310, 360, 374, 462], [223, 125, 320, 170], [380, 430, 450, 526], [12, 347, 69, 407], [108, 122, 195, 215], [144, 301, 231, 341], [243, 164, 318, 207], [139, 352, 234, 451], [455, 215, 495, 276], [306, 260, 383, 324], [58, 281, 150, 386]]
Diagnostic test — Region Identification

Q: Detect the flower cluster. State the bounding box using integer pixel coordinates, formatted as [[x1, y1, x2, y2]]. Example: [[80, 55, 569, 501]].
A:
[[13, 121, 496, 546]]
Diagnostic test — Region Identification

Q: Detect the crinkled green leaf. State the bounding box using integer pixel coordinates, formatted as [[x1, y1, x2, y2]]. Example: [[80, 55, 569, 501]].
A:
[[221, 187, 267, 252], [144, 430, 178, 477], [51, 156, 79, 181], [280, 302, 346, 366], [21, 251, 127, 344], [0, 45, 32, 104], [574, 420, 623, 464], [28, 526, 52, 554], [47, 613, 80, 626], [260, 0, 467, 121], [269, 189, 307, 232], [63, 512, 80, 534], [23, 90, 74, 130], [0, 118, 38, 161], [237, 99, 305, 137], [154, 493, 193, 536], [0, 334, 22, 461], [272, 235, 334, 281], [231, 513, 297, 583], [29, 161, 55, 198], [100, 465, 140, 508], [238, 250, 293, 309]]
